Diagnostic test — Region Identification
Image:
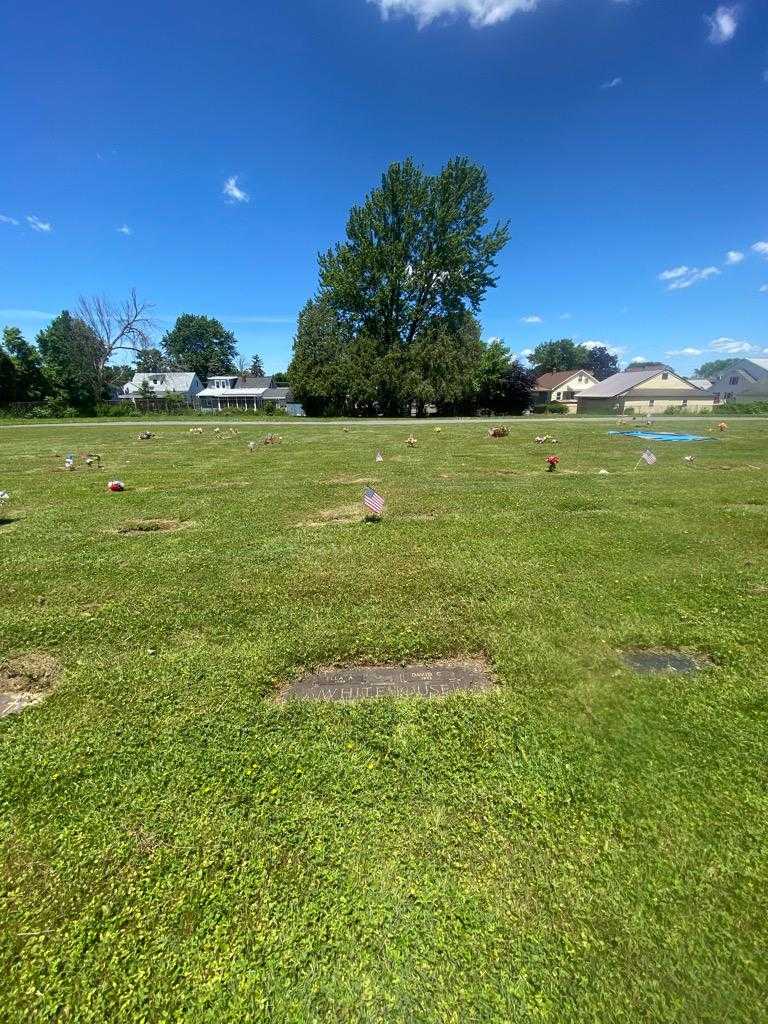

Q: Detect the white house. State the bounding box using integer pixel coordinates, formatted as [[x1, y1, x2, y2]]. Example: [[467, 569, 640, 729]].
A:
[[196, 375, 303, 414], [709, 359, 768, 404], [122, 372, 203, 405]]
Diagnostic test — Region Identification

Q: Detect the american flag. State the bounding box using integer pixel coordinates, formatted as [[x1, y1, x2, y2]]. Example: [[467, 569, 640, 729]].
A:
[[641, 449, 657, 466], [363, 487, 385, 516]]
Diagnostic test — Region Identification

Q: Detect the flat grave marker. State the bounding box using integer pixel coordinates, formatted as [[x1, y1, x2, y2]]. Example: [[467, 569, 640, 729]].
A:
[[280, 658, 494, 703]]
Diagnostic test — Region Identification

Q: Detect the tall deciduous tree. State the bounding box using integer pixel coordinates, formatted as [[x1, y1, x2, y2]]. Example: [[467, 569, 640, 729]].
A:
[[135, 347, 167, 373], [289, 297, 352, 416], [693, 358, 735, 380], [37, 311, 103, 408], [476, 338, 535, 414], [582, 345, 620, 381], [76, 290, 154, 405], [0, 346, 19, 404], [530, 339, 589, 376], [162, 314, 238, 381], [316, 157, 509, 413], [2, 326, 49, 402]]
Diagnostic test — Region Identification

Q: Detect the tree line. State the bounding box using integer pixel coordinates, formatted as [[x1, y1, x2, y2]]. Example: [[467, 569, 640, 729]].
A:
[[0, 302, 268, 412]]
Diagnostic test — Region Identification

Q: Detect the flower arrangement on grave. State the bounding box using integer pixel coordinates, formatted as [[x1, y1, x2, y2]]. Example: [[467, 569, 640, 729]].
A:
[[107, 480, 125, 492], [263, 433, 282, 445], [405, 435, 418, 447], [84, 454, 102, 469], [546, 455, 560, 472], [718, 422, 728, 432], [535, 434, 558, 444], [138, 431, 155, 441], [488, 426, 509, 438]]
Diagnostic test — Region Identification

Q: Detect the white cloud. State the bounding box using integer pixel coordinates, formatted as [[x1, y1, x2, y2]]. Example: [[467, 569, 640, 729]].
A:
[[223, 176, 249, 203], [116, 224, 132, 235], [706, 5, 739, 45], [725, 250, 744, 265], [658, 265, 720, 290], [369, 0, 539, 27], [629, 356, 648, 364], [521, 348, 533, 357], [659, 266, 690, 281], [0, 214, 19, 225], [520, 315, 543, 324], [27, 215, 52, 233], [710, 337, 755, 354], [666, 347, 703, 357], [760, 284, 768, 293], [752, 241, 768, 258], [601, 77, 623, 90]]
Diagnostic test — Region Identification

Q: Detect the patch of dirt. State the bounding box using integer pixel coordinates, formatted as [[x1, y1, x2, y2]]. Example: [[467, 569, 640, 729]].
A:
[[301, 503, 362, 528], [0, 653, 60, 717], [117, 518, 189, 535]]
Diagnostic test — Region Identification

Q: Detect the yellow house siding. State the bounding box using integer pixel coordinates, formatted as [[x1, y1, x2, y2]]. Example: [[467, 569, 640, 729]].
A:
[[634, 371, 691, 392]]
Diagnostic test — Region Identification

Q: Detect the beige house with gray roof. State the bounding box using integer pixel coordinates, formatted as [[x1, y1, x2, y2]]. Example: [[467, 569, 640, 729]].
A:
[[576, 365, 715, 415]]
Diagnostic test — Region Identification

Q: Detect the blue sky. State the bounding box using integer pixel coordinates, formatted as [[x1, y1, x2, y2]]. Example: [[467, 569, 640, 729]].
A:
[[1, 0, 767, 374]]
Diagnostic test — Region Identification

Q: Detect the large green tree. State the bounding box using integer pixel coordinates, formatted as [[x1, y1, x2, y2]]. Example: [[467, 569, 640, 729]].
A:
[[530, 339, 589, 376], [290, 158, 509, 416], [693, 358, 736, 380], [289, 297, 353, 416], [135, 347, 166, 373], [475, 338, 536, 414], [0, 346, 19, 404], [162, 314, 238, 381], [37, 311, 102, 408], [2, 326, 49, 402], [583, 345, 620, 381]]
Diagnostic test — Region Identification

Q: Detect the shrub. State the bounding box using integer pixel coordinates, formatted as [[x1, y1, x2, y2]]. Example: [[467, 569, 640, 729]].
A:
[[533, 402, 568, 415]]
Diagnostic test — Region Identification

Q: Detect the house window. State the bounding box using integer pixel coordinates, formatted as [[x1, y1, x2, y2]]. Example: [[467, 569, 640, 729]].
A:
[[681, 399, 688, 407], [555, 392, 561, 400], [661, 372, 669, 381], [728, 376, 739, 385], [648, 399, 655, 407]]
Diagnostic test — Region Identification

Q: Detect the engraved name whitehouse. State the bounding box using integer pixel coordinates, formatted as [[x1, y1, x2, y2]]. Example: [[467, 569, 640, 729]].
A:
[[281, 660, 494, 702]]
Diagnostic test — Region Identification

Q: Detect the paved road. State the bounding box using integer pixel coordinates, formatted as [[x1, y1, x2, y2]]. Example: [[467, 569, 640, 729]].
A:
[[3, 416, 761, 430]]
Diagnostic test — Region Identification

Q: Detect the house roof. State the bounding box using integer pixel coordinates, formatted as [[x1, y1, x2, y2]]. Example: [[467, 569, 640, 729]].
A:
[[534, 369, 594, 390], [261, 387, 293, 401], [689, 379, 712, 390], [129, 372, 198, 390], [577, 368, 703, 400], [196, 386, 269, 398], [234, 376, 272, 390]]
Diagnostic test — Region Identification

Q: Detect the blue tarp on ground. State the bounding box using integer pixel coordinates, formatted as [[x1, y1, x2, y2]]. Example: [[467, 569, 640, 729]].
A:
[[609, 430, 713, 442]]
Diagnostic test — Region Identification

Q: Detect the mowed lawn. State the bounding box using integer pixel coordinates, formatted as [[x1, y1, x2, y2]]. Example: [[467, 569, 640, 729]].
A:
[[1, 419, 767, 1023]]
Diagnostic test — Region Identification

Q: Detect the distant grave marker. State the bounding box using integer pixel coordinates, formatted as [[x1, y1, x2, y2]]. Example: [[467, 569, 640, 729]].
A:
[[280, 658, 494, 702], [620, 649, 711, 675]]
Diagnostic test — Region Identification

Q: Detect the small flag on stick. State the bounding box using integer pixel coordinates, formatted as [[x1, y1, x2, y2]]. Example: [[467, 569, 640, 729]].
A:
[[363, 487, 385, 517], [634, 448, 657, 471]]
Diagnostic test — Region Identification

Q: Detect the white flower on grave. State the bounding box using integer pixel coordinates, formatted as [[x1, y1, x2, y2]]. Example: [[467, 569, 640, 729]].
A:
[[0, 490, 9, 503]]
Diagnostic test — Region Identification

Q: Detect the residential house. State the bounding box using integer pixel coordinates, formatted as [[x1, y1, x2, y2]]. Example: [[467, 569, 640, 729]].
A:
[[533, 369, 598, 413], [196, 375, 303, 414], [708, 359, 768, 405], [122, 372, 203, 405], [575, 364, 715, 414], [689, 379, 712, 391]]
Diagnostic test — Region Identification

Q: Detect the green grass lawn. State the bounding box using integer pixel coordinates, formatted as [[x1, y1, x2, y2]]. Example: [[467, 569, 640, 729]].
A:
[[1, 420, 766, 1023]]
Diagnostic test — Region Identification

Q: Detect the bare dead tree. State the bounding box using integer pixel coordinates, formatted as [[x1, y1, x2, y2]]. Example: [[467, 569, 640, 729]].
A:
[[77, 289, 155, 405]]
